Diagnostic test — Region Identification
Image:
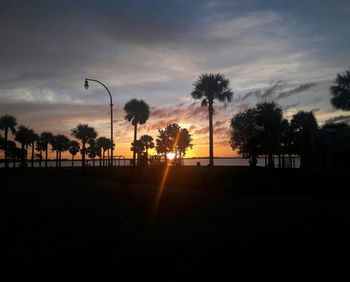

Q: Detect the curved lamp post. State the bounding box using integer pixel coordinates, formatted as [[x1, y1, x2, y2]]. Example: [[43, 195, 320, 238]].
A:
[[84, 78, 114, 166]]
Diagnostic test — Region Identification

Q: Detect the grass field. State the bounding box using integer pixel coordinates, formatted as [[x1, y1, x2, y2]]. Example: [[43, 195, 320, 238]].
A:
[[2, 167, 350, 280]]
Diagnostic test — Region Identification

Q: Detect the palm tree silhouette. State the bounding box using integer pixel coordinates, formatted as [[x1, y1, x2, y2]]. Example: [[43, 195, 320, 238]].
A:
[[291, 111, 318, 170], [256, 102, 283, 169], [140, 134, 154, 161], [191, 73, 233, 167], [0, 114, 17, 168], [51, 135, 70, 167], [71, 124, 97, 167], [29, 132, 38, 168], [87, 139, 100, 167], [40, 131, 53, 168], [330, 69, 350, 111], [15, 126, 34, 167], [6, 140, 18, 168], [96, 137, 111, 166], [69, 140, 80, 167], [124, 99, 150, 167]]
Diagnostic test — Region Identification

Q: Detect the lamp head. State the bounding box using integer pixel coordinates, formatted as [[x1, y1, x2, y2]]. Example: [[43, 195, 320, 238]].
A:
[[84, 79, 89, 90]]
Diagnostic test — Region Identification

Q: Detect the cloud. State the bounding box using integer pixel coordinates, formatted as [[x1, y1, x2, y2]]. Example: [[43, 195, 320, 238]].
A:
[[276, 82, 317, 100], [324, 115, 350, 124]]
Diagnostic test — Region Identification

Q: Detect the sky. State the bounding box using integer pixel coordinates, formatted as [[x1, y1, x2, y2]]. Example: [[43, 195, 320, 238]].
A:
[[1, 0, 350, 158]]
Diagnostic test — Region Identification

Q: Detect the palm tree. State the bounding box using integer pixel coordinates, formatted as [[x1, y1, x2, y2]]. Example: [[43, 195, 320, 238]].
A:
[[291, 111, 318, 170], [15, 126, 34, 167], [29, 132, 38, 168], [191, 73, 233, 167], [71, 124, 97, 167], [177, 128, 193, 164], [124, 99, 150, 167], [0, 114, 17, 168], [51, 135, 70, 167], [140, 135, 154, 160], [69, 140, 80, 167], [7, 140, 18, 168], [330, 69, 350, 111], [87, 139, 100, 167], [256, 102, 283, 169], [40, 131, 53, 167]]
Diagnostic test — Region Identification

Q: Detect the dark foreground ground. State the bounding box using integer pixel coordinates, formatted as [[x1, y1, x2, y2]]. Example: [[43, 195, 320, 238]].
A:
[[2, 166, 350, 281]]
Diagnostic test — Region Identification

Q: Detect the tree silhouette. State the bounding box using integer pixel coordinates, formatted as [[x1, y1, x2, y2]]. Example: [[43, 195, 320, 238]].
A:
[[177, 128, 193, 162], [230, 108, 261, 168], [69, 140, 80, 167], [124, 99, 150, 167], [6, 140, 19, 168], [29, 132, 38, 168], [330, 69, 350, 111], [0, 114, 17, 168], [87, 139, 100, 167], [40, 131, 53, 168], [140, 134, 154, 160], [71, 124, 97, 167], [156, 123, 193, 164], [256, 102, 283, 168], [51, 135, 70, 167], [191, 73, 233, 167], [131, 139, 145, 164], [96, 137, 112, 166], [291, 111, 318, 170], [15, 126, 34, 167]]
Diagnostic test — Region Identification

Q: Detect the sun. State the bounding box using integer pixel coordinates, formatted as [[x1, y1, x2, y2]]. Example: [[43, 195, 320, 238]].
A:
[[166, 152, 176, 160]]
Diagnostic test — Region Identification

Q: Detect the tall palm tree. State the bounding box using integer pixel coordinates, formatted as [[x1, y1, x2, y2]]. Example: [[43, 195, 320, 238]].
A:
[[256, 102, 283, 169], [30, 132, 38, 168], [87, 139, 100, 167], [330, 69, 350, 111], [69, 141, 80, 167], [0, 114, 17, 168], [140, 134, 154, 160], [40, 131, 53, 168], [124, 99, 150, 167], [15, 126, 33, 167], [191, 73, 233, 167], [71, 124, 97, 167], [291, 111, 318, 170]]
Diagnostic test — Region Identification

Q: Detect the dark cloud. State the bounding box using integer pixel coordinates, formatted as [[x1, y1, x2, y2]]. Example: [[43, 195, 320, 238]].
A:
[[194, 127, 209, 135], [324, 115, 350, 124], [276, 83, 317, 100], [283, 102, 300, 111]]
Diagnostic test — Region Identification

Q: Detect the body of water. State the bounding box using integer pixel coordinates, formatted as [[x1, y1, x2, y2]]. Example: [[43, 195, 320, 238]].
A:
[[0, 157, 300, 168]]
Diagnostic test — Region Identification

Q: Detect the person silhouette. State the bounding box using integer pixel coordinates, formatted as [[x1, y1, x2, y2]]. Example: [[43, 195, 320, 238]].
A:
[[196, 161, 201, 166]]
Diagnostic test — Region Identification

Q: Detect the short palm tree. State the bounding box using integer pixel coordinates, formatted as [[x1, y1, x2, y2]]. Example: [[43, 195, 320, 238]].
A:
[[40, 131, 53, 167], [71, 124, 97, 167], [330, 69, 350, 111], [69, 141, 80, 167], [256, 102, 283, 168], [96, 137, 112, 166], [291, 111, 318, 170], [124, 99, 150, 166], [29, 132, 38, 168], [191, 73, 233, 167], [51, 135, 70, 167], [15, 126, 34, 167], [140, 134, 154, 160], [0, 114, 17, 168]]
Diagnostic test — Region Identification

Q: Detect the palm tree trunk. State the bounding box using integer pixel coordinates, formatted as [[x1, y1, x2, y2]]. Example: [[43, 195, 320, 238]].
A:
[[82, 142, 86, 167], [208, 103, 214, 167], [45, 144, 48, 168], [20, 143, 25, 168], [72, 155, 74, 167], [4, 127, 8, 168], [133, 123, 137, 167], [39, 150, 42, 167], [31, 141, 35, 168]]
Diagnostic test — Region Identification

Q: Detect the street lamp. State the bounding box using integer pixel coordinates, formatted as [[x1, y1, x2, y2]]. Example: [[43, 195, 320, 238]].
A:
[[84, 78, 114, 166]]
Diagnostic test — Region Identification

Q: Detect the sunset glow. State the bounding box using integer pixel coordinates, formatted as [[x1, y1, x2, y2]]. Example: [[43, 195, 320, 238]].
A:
[[166, 152, 176, 160]]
